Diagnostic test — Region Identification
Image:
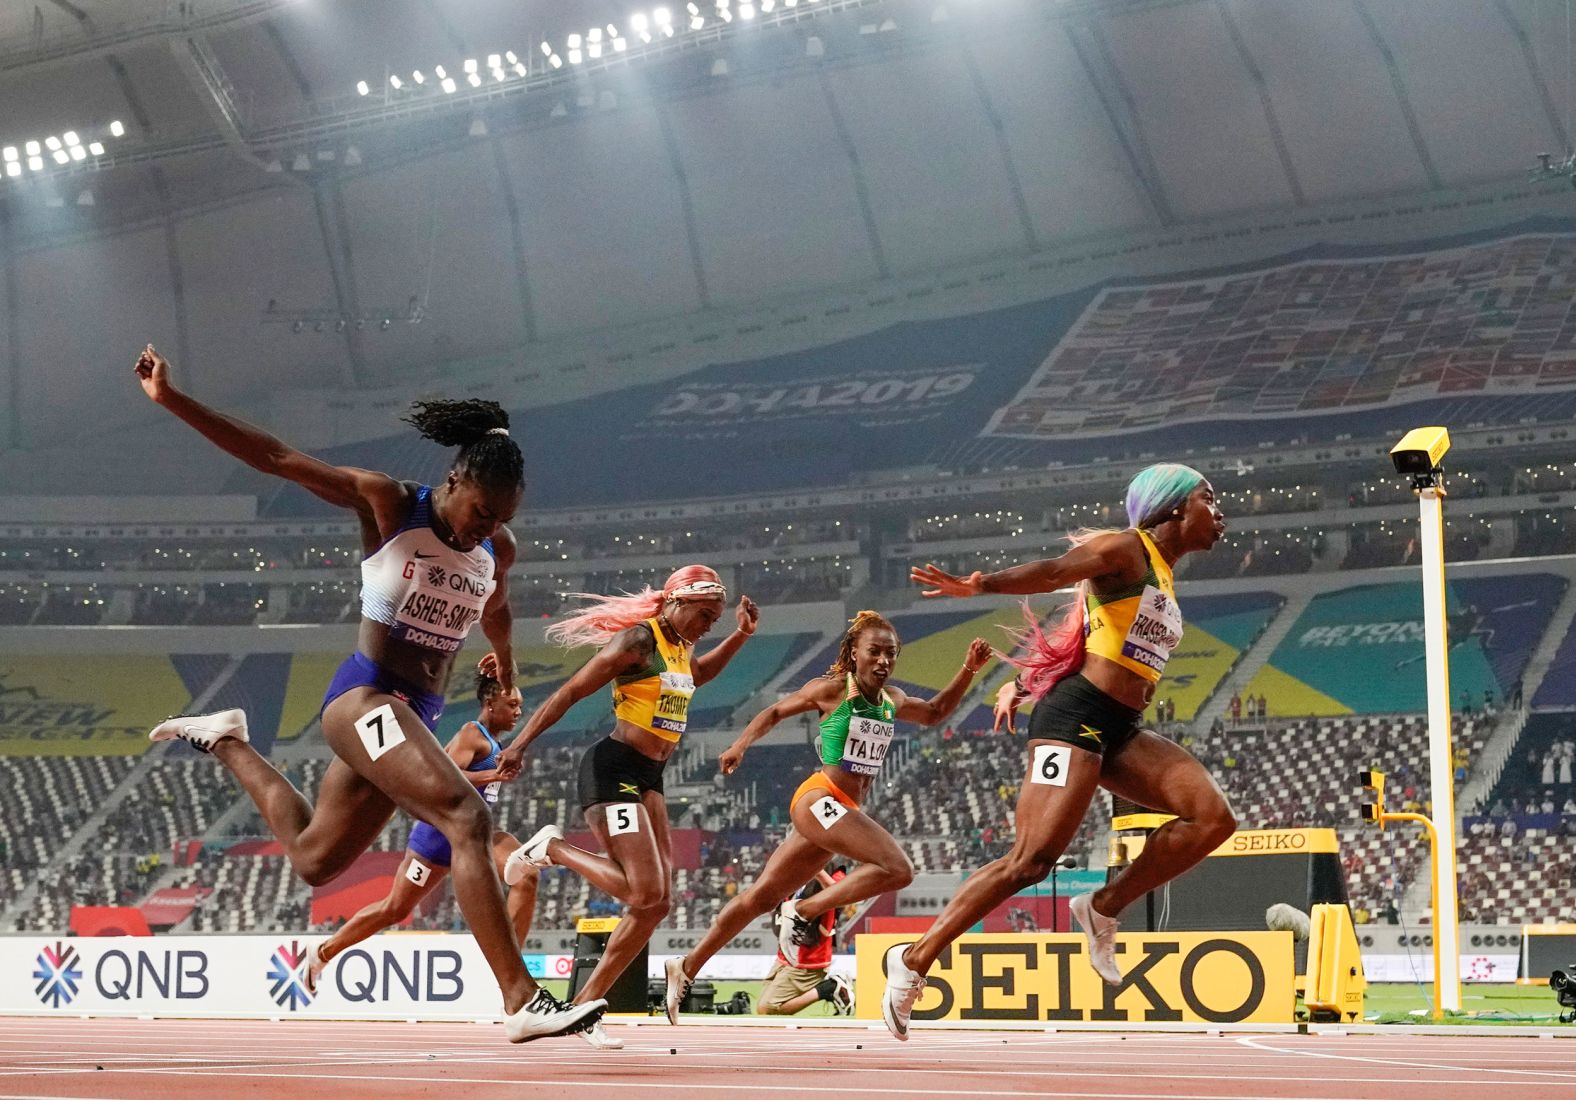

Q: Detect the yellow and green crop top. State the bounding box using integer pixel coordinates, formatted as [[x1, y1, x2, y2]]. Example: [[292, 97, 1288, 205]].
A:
[[1083, 529, 1182, 683], [611, 618, 696, 743]]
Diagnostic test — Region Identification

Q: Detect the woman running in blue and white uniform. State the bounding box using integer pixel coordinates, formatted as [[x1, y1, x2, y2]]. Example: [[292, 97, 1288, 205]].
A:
[[135, 344, 601, 1042]]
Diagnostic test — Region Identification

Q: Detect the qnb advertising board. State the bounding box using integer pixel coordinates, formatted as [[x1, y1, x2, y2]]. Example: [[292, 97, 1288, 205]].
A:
[[9, 935, 558, 1021], [855, 933, 1295, 1025]]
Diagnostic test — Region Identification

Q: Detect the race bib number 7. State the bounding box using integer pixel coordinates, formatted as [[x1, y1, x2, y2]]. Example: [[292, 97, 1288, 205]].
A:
[[355, 704, 407, 762], [1030, 744, 1071, 787]]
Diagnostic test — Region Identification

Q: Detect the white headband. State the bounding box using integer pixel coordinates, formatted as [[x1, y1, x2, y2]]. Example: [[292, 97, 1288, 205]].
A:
[[486, 426, 510, 436], [667, 579, 727, 601]]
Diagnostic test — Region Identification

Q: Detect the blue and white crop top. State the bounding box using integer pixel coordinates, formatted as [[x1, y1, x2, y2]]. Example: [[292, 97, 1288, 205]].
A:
[[360, 486, 498, 655], [464, 720, 504, 804]]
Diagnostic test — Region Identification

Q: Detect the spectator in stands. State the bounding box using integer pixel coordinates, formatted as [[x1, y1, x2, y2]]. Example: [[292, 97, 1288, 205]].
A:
[[1230, 692, 1242, 725], [886, 463, 1234, 1041], [133, 346, 597, 1042], [662, 612, 992, 1023], [496, 565, 759, 1044]]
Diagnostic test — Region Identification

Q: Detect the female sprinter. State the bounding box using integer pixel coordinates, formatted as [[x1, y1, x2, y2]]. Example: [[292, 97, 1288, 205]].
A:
[[303, 669, 536, 992], [494, 565, 758, 1049], [662, 611, 992, 1023], [134, 345, 602, 1041], [882, 463, 1236, 1041]]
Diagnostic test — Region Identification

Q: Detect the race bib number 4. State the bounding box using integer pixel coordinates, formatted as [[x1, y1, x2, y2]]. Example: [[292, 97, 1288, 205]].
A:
[[608, 803, 641, 836], [841, 715, 894, 776], [1030, 744, 1071, 787], [355, 704, 407, 762], [811, 795, 848, 829]]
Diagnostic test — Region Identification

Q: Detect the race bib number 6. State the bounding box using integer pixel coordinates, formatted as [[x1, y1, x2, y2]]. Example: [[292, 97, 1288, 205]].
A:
[[1030, 744, 1071, 787], [608, 803, 641, 836]]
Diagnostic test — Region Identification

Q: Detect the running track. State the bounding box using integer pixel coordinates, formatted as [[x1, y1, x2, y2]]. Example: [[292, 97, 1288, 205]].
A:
[[0, 1018, 1573, 1100]]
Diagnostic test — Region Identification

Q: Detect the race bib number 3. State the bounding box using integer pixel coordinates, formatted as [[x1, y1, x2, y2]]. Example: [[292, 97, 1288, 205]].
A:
[[355, 704, 407, 762], [811, 795, 848, 829], [608, 803, 641, 836], [1030, 744, 1071, 787], [406, 859, 431, 886]]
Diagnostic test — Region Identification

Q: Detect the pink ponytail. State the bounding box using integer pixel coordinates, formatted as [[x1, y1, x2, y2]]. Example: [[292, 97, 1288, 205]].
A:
[[1001, 528, 1117, 699], [545, 564, 724, 649]]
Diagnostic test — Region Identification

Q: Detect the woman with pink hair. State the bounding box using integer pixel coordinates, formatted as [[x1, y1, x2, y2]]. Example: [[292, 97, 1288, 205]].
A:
[[880, 463, 1237, 1042], [493, 565, 758, 1049]]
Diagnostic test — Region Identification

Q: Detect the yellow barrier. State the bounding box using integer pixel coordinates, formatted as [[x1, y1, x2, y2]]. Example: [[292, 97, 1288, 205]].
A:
[[855, 932, 1295, 1024], [1302, 904, 1365, 1023]]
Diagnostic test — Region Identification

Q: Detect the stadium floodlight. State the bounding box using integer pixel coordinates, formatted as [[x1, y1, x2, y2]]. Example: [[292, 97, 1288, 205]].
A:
[[389, 74, 402, 89], [51, 149, 69, 165], [3, 162, 17, 178], [441, 76, 457, 93], [1, 147, 14, 162], [69, 145, 86, 161], [487, 53, 501, 69], [613, 35, 627, 51], [463, 58, 478, 73], [109, 120, 125, 137], [505, 50, 518, 64], [492, 66, 506, 81], [513, 61, 527, 75], [568, 47, 583, 63], [45, 135, 61, 151], [412, 70, 425, 84], [24, 141, 39, 156], [541, 41, 552, 55], [435, 65, 447, 78], [548, 54, 563, 68], [27, 156, 42, 171], [356, 80, 369, 95], [655, 6, 674, 34], [467, 72, 482, 86], [568, 32, 583, 47], [63, 131, 79, 146], [740, 1, 756, 16]]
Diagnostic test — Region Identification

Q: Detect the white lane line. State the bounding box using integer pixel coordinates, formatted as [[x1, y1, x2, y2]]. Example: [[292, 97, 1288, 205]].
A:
[[1236, 1036, 1576, 1081]]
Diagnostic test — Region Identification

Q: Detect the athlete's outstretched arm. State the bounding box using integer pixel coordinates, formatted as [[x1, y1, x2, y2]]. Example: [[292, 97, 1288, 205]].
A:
[[890, 638, 993, 727], [911, 530, 1145, 599], [477, 528, 518, 693], [495, 627, 647, 773], [718, 677, 838, 773], [691, 595, 759, 686], [134, 345, 404, 522]]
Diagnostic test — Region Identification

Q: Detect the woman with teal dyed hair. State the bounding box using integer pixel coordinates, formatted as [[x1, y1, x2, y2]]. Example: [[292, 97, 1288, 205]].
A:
[[879, 463, 1235, 1042]]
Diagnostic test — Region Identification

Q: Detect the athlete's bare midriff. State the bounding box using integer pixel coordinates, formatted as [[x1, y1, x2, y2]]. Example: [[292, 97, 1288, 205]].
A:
[[357, 619, 455, 695], [610, 720, 681, 764], [1080, 651, 1158, 712]]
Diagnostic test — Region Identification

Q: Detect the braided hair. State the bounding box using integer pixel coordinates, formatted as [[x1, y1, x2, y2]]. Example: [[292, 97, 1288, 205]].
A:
[[475, 667, 504, 706], [824, 609, 899, 679], [401, 398, 524, 492]]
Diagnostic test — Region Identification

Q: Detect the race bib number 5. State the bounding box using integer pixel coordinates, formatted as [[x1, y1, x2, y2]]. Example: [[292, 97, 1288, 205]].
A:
[[1030, 744, 1071, 787], [608, 804, 641, 836]]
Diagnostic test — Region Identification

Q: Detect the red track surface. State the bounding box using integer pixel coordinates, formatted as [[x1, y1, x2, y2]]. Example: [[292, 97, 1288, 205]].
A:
[[0, 1018, 1573, 1100]]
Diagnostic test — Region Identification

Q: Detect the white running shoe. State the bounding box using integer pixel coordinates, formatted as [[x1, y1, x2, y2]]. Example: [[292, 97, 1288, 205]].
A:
[[504, 989, 606, 1043], [504, 825, 563, 885], [880, 942, 925, 1041], [301, 940, 329, 996], [148, 708, 249, 753], [580, 1019, 625, 1050], [663, 956, 693, 1025], [827, 973, 854, 1016], [1070, 892, 1122, 986], [775, 898, 819, 957]]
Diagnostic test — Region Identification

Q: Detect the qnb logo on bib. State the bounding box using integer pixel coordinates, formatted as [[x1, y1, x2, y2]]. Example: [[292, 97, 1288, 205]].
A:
[[841, 715, 894, 776], [652, 671, 694, 734], [1121, 585, 1182, 673], [390, 564, 488, 652]]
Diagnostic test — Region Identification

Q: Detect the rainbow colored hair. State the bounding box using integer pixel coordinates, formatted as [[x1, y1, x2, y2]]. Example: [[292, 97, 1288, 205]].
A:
[[546, 564, 726, 649]]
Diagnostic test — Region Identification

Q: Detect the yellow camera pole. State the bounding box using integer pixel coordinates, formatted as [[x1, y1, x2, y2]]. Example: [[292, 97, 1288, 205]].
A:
[[1359, 769, 1452, 1018], [1370, 425, 1463, 1017]]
